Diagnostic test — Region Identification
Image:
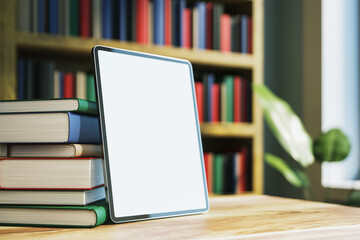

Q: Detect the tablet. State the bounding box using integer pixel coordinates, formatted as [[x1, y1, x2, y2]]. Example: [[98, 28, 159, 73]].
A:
[[92, 46, 209, 223]]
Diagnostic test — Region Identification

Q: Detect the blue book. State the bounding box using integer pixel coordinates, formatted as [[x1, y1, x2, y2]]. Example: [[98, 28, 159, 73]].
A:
[[17, 59, 26, 100], [154, 0, 165, 45], [0, 112, 101, 143], [102, 0, 112, 39], [37, 0, 45, 33], [241, 15, 248, 53], [179, 0, 186, 47], [203, 73, 214, 122], [49, 0, 58, 34], [119, 0, 128, 41], [197, 2, 206, 49], [172, 0, 180, 46]]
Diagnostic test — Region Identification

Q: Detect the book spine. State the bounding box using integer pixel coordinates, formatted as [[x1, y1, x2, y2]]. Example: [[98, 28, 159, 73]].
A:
[[102, 0, 112, 39], [26, 60, 34, 99], [192, 7, 198, 49], [54, 70, 60, 98], [206, 74, 214, 121], [86, 74, 96, 102], [49, 0, 58, 34], [58, 0, 65, 34], [32, 0, 38, 33], [211, 83, 220, 122], [213, 154, 224, 194], [38, 61, 55, 99], [130, 0, 136, 41], [234, 76, 241, 122], [164, 0, 172, 46], [195, 82, 204, 123], [76, 72, 87, 99], [205, 2, 213, 50], [220, 14, 231, 52], [179, 0, 185, 47], [93, 205, 109, 227], [17, 0, 31, 32], [247, 17, 253, 54], [64, 73, 75, 98], [154, 0, 165, 45], [225, 75, 234, 122], [77, 99, 99, 115], [182, 8, 191, 49], [212, 3, 223, 50], [37, 0, 45, 33], [223, 153, 236, 194], [172, 0, 180, 46], [119, 0, 127, 41], [197, 2, 206, 50], [67, 113, 101, 143], [17, 59, 26, 100], [80, 0, 91, 38], [92, 0, 102, 39], [64, 0, 70, 35], [70, 0, 79, 36], [241, 15, 248, 53], [136, 0, 149, 44]]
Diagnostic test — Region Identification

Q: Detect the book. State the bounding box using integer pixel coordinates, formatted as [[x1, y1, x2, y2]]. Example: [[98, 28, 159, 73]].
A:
[[220, 14, 231, 52], [179, 0, 186, 46], [64, 0, 71, 35], [204, 153, 213, 193], [192, 7, 198, 49], [76, 71, 87, 99], [154, 0, 165, 45], [0, 98, 98, 115], [0, 186, 105, 205], [64, 72, 75, 98], [224, 75, 234, 122], [9, 144, 102, 158], [37, 0, 45, 33], [232, 15, 241, 52], [0, 112, 101, 143], [204, 73, 214, 122], [38, 61, 55, 99], [211, 83, 220, 122], [148, 1, 154, 44], [17, 59, 26, 100], [221, 80, 227, 122], [54, 70, 61, 98], [213, 154, 224, 194], [212, 3, 224, 50], [80, 0, 91, 38], [223, 153, 237, 194], [182, 8, 192, 49], [0, 202, 108, 227], [49, 0, 58, 34], [0, 158, 103, 189], [136, 0, 149, 44], [102, 0, 112, 39], [234, 76, 242, 122], [237, 151, 245, 193], [17, 0, 31, 32], [247, 17, 253, 54], [241, 15, 248, 53], [26, 60, 34, 99], [32, 0, 38, 33], [87, 74, 97, 101], [119, 0, 128, 41], [172, 0, 180, 46], [241, 77, 249, 122], [70, 0, 79, 36], [195, 82, 204, 123], [130, 0, 137, 41], [58, 0, 66, 34], [197, 2, 206, 49], [92, 0, 102, 39], [205, 2, 213, 50], [165, 0, 172, 46]]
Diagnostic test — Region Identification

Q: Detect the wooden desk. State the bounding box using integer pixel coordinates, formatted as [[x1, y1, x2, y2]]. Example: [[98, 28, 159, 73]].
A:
[[1, 195, 360, 239]]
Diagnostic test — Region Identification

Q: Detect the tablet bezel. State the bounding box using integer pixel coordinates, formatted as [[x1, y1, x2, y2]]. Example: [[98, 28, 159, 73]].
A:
[[92, 45, 209, 223]]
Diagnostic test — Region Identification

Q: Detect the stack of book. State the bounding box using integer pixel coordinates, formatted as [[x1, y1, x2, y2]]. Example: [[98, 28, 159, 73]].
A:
[[0, 98, 107, 227]]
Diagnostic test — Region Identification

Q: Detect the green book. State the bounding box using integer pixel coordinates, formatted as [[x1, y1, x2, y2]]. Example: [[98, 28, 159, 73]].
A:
[[87, 74, 97, 102], [213, 154, 225, 194], [0, 98, 98, 115], [213, 3, 224, 50], [224, 75, 234, 122], [0, 202, 108, 228], [70, 0, 79, 36]]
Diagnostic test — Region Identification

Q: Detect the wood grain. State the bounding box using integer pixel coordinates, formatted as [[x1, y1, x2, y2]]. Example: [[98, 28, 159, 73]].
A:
[[1, 195, 360, 239], [200, 122, 255, 138]]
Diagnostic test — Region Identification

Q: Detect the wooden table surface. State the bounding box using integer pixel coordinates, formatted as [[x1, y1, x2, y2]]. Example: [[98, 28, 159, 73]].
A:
[[1, 195, 360, 239]]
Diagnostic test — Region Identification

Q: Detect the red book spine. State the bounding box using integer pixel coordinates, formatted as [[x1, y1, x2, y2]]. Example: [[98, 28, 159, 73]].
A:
[[137, 0, 149, 44], [63, 73, 75, 98], [205, 2, 213, 50], [234, 76, 242, 122], [182, 8, 192, 49], [220, 14, 231, 52], [203, 153, 209, 193], [211, 83, 220, 122], [241, 78, 248, 122], [195, 82, 204, 123], [247, 17, 253, 54], [80, 0, 91, 38], [165, 0, 172, 45], [238, 151, 246, 193]]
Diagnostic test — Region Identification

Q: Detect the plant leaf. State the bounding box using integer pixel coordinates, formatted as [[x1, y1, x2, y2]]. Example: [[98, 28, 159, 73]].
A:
[[313, 128, 351, 162], [265, 153, 310, 188], [253, 84, 314, 167], [347, 191, 360, 207]]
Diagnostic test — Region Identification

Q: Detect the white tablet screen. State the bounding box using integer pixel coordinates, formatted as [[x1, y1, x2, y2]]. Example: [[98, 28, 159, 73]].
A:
[[93, 46, 208, 222]]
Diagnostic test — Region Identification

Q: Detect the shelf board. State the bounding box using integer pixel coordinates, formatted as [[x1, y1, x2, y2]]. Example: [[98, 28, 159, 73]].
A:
[[16, 32, 254, 69], [200, 122, 255, 138]]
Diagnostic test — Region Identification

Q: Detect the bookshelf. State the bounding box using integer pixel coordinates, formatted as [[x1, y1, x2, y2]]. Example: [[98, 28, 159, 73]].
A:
[[0, 0, 263, 195]]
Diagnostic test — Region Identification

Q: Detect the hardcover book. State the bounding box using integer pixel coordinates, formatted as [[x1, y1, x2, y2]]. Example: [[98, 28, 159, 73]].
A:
[[0, 158, 104, 189], [0, 202, 108, 227], [0, 112, 101, 143]]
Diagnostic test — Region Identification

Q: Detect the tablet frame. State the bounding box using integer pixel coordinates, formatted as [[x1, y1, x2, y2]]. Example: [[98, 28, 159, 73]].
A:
[[92, 45, 209, 223]]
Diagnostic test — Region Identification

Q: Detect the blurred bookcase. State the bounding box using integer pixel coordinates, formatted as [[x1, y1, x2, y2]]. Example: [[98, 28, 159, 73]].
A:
[[0, 0, 263, 195]]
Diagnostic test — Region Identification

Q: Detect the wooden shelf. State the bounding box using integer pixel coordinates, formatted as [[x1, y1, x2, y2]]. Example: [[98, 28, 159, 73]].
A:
[[200, 122, 255, 138], [16, 32, 254, 69]]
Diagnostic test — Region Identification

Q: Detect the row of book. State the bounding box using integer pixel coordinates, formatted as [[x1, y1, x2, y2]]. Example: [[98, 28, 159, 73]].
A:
[[17, 58, 96, 101], [195, 74, 251, 123], [17, 0, 252, 53], [0, 98, 107, 227], [204, 148, 251, 194]]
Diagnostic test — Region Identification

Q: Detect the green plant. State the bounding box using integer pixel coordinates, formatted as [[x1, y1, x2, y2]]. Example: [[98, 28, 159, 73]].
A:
[[253, 84, 351, 200]]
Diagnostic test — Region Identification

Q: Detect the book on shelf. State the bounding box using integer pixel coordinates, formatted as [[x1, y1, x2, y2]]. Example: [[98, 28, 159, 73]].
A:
[[0, 98, 98, 115], [0, 186, 105, 206], [0, 112, 101, 143], [16, 0, 252, 53], [0, 201, 108, 227], [0, 158, 103, 189], [8, 144, 102, 158]]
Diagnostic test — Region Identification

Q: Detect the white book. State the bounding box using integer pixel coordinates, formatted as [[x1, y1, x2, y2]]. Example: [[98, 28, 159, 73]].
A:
[[76, 71, 87, 99]]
